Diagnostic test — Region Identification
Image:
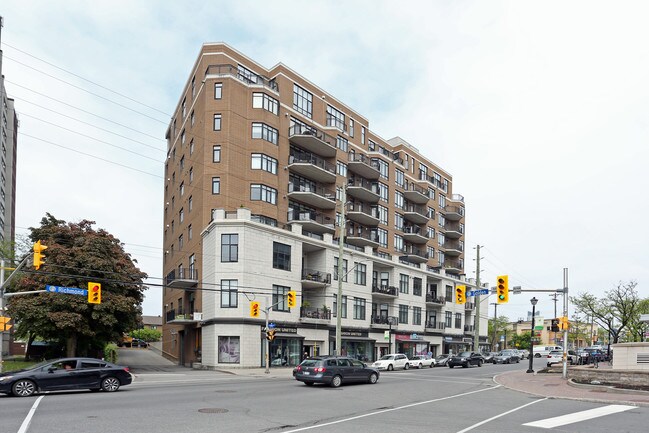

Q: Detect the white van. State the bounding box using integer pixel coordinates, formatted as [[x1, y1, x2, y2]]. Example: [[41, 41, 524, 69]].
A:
[[533, 345, 563, 358]]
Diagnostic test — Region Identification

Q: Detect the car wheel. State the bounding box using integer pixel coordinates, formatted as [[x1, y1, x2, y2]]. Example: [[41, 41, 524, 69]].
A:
[[387, 364, 394, 371], [368, 373, 378, 384], [330, 375, 342, 388], [429, 363, 434, 368], [101, 376, 121, 392], [304, 381, 314, 386], [535, 353, 541, 358], [404, 363, 410, 370], [462, 363, 468, 368], [448, 364, 454, 368], [12, 379, 36, 397], [478, 360, 483, 367], [418, 363, 423, 369]]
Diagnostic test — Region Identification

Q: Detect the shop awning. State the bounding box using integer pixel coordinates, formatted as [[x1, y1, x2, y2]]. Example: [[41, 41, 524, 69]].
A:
[[268, 333, 304, 339], [397, 339, 430, 344], [328, 336, 376, 342]]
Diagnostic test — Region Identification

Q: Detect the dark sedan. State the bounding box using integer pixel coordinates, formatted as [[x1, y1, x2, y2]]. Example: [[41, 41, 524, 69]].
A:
[[294, 356, 379, 387], [493, 350, 521, 364], [0, 357, 133, 397], [448, 351, 484, 368]]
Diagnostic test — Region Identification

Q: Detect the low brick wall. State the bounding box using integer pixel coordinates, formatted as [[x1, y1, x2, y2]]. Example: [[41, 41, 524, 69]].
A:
[[569, 365, 649, 387]]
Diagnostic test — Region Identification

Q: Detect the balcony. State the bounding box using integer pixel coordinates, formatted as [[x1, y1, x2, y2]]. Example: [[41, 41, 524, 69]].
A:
[[345, 226, 380, 248], [403, 203, 429, 224], [205, 64, 278, 93], [288, 153, 336, 184], [347, 153, 380, 180], [397, 245, 429, 264], [448, 193, 465, 203], [287, 210, 335, 235], [443, 205, 465, 221], [443, 241, 464, 256], [288, 124, 337, 157], [347, 178, 380, 203], [301, 268, 332, 289], [287, 182, 336, 210], [464, 325, 475, 333], [465, 302, 475, 310], [166, 309, 203, 324], [443, 223, 464, 239], [425, 321, 446, 331], [402, 225, 429, 244], [299, 307, 331, 323], [425, 294, 445, 306], [443, 260, 463, 274], [371, 285, 398, 298], [370, 315, 397, 329], [166, 268, 198, 289], [346, 202, 379, 227], [403, 183, 429, 204]]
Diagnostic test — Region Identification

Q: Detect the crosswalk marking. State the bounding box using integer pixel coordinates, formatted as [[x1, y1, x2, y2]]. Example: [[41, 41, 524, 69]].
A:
[[523, 404, 635, 429]]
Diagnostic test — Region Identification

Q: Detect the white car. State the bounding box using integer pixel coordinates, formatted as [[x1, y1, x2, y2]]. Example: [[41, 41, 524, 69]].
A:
[[409, 355, 435, 368], [372, 353, 410, 371]]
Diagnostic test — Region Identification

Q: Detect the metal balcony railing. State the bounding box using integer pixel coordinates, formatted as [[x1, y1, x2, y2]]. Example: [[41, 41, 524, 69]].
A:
[[289, 151, 335, 174], [166, 268, 198, 285], [300, 307, 331, 320], [426, 294, 445, 304], [301, 269, 332, 284]]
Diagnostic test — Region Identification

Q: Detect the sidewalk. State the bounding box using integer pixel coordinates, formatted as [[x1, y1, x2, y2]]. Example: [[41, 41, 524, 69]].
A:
[[214, 367, 295, 379], [494, 369, 649, 407]]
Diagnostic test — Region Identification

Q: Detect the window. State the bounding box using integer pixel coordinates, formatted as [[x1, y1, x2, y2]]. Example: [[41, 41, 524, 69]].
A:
[[445, 311, 452, 327], [378, 183, 389, 203], [438, 232, 445, 246], [251, 153, 278, 174], [252, 92, 279, 115], [182, 98, 186, 118], [333, 257, 348, 282], [179, 208, 184, 223], [394, 234, 404, 251], [336, 136, 348, 152], [333, 295, 347, 318], [336, 161, 347, 177], [394, 213, 404, 230], [213, 114, 222, 131], [428, 188, 435, 200], [221, 280, 238, 308], [181, 130, 185, 145], [250, 184, 277, 204], [188, 196, 193, 212], [237, 64, 258, 84], [349, 119, 354, 137], [419, 163, 428, 181], [377, 205, 388, 225], [272, 285, 290, 312], [214, 83, 223, 99], [427, 246, 435, 259], [399, 274, 409, 294], [212, 177, 220, 194], [179, 181, 184, 196], [213, 145, 221, 162], [353, 297, 366, 320], [189, 167, 194, 183], [326, 105, 345, 131], [178, 234, 183, 250], [368, 139, 376, 151], [455, 313, 462, 329], [191, 76, 196, 97], [439, 194, 446, 208], [438, 214, 446, 227], [218, 336, 239, 364], [395, 169, 404, 187], [273, 242, 291, 271], [445, 285, 453, 300], [413, 278, 422, 296], [354, 262, 366, 285], [395, 191, 404, 209], [361, 126, 366, 144], [190, 139, 195, 155], [413, 307, 421, 326], [188, 224, 193, 240], [190, 111, 195, 127], [399, 305, 408, 324], [377, 228, 388, 248], [251, 122, 278, 145], [221, 234, 238, 262], [374, 158, 389, 179], [293, 84, 313, 118]]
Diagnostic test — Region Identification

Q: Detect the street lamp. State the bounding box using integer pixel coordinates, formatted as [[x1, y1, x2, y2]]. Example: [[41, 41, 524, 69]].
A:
[[527, 297, 538, 373]]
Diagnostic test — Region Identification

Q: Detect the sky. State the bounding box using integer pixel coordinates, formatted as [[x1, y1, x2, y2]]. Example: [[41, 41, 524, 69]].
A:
[[2, 0, 647, 321]]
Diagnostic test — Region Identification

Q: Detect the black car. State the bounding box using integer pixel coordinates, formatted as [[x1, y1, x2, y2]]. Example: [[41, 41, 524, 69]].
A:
[[448, 351, 484, 368], [0, 357, 133, 397], [493, 350, 521, 364], [131, 338, 149, 348], [294, 356, 379, 387]]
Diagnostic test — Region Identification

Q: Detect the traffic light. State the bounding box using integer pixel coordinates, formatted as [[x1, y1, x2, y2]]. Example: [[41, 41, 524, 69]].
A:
[[455, 285, 466, 304], [0, 316, 11, 332], [287, 291, 296, 308], [496, 275, 509, 304], [551, 318, 560, 332], [33, 240, 47, 270], [266, 329, 276, 341], [250, 301, 260, 318], [559, 316, 569, 330], [88, 282, 101, 304]]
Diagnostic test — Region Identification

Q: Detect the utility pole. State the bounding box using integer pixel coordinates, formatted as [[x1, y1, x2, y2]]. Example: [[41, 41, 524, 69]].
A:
[[335, 186, 346, 356], [562, 267, 569, 379], [490, 302, 498, 351], [473, 245, 481, 353], [0, 258, 6, 373]]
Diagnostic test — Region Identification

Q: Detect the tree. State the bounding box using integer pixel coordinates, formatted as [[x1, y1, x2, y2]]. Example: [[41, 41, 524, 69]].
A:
[[487, 315, 510, 351], [571, 281, 641, 345], [510, 331, 532, 350], [626, 298, 649, 342], [6, 214, 147, 357], [129, 328, 162, 342]]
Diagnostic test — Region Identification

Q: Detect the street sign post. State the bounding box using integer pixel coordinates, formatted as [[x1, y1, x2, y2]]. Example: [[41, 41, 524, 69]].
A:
[[468, 289, 489, 296], [45, 285, 87, 296]]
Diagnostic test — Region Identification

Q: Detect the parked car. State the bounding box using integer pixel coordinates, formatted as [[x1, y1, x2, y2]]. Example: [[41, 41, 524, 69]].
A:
[[434, 354, 451, 367], [493, 350, 520, 364], [448, 351, 484, 368], [410, 355, 435, 368], [481, 352, 495, 363], [131, 338, 148, 348], [0, 357, 133, 397], [372, 353, 410, 371], [519, 349, 530, 359], [546, 350, 564, 366], [293, 356, 379, 387], [533, 345, 563, 358]]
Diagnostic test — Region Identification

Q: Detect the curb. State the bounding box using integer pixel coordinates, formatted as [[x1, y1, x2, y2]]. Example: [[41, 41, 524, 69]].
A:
[[567, 379, 649, 395]]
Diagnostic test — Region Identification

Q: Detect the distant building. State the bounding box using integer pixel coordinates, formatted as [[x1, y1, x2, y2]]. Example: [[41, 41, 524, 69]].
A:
[[142, 315, 162, 331], [508, 317, 600, 349]]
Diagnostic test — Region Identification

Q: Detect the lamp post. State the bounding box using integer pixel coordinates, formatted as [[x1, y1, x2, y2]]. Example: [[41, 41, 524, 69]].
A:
[[526, 297, 538, 373]]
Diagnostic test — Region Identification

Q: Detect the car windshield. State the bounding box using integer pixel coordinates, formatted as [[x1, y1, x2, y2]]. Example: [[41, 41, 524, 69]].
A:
[[499, 351, 514, 355], [379, 355, 395, 361], [411, 356, 421, 360], [299, 359, 321, 367], [435, 355, 448, 360], [458, 352, 472, 357]]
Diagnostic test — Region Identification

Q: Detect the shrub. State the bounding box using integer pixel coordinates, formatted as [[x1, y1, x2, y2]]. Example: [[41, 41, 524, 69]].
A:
[[104, 343, 118, 363]]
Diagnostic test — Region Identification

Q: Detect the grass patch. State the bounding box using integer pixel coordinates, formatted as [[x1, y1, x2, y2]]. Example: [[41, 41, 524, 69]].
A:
[[2, 359, 39, 372]]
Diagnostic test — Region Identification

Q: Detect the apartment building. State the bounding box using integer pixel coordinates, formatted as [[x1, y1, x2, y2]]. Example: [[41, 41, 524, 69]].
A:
[[163, 43, 485, 367]]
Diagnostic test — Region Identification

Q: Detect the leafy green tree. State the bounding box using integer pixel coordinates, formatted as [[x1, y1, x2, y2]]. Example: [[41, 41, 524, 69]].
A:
[[487, 315, 511, 351], [6, 214, 147, 357], [129, 328, 162, 342], [626, 298, 649, 342], [510, 331, 532, 350]]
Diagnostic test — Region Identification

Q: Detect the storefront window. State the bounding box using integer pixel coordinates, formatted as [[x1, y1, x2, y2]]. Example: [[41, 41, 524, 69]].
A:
[[268, 337, 302, 367], [218, 336, 240, 363]]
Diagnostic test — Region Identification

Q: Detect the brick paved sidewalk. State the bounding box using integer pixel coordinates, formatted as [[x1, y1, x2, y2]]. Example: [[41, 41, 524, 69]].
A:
[[494, 370, 649, 407]]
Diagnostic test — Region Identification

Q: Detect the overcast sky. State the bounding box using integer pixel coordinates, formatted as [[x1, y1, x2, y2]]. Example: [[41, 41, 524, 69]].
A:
[[2, 1, 647, 320]]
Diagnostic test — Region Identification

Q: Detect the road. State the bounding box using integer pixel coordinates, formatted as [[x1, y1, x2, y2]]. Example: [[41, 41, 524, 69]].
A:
[[1, 351, 646, 433]]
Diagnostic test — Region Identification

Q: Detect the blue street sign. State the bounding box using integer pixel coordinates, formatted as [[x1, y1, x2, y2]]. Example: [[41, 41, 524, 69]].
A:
[[46, 285, 87, 296], [468, 289, 489, 296], [268, 323, 276, 328]]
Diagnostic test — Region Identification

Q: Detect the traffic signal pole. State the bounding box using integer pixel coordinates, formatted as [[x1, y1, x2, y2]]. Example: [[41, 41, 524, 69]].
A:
[[0, 255, 32, 373], [562, 268, 569, 379], [473, 245, 481, 352]]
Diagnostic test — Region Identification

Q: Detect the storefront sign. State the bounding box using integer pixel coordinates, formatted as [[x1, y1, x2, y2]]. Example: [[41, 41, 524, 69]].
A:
[[410, 333, 422, 340], [272, 327, 297, 334], [341, 330, 368, 338]]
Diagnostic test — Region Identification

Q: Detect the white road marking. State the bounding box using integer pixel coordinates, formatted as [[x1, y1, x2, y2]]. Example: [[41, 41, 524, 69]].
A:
[[17, 395, 44, 433], [381, 374, 487, 385], [282, 385, 501, 432], [455, 398, 547, 433], [523, 404, 635, 429]]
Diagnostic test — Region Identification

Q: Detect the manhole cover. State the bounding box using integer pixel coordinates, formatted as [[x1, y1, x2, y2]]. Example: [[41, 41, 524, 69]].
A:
[[198, 408, 229, 414]]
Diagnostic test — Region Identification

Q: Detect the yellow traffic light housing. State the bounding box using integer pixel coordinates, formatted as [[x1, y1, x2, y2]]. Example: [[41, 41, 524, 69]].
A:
[[560, 316, 569, 330], [496, 275, 509, 304], [250, 301, 260, 318], [33, 240, 48, 270], [0, 316, 11, 332], [88, 282, 101, 304], [455, 285, 466, 304], [266, 329, 276, 341], [287, 291, 297, 308]]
